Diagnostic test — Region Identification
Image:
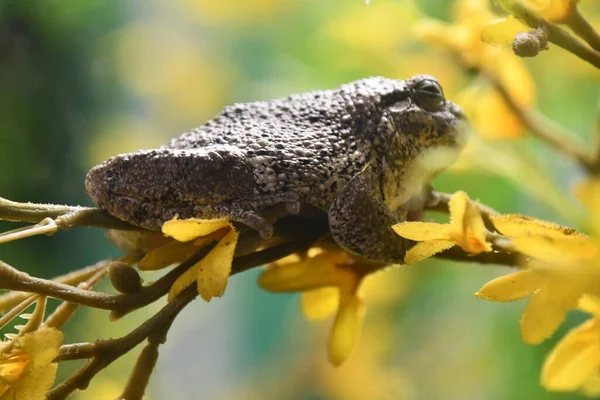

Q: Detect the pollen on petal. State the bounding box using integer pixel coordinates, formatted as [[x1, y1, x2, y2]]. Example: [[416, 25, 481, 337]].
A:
[[449, 191, 469, 231], [403, 240, 455, 264], [491, 214, 582, 239], [392, 222, 451, 241], [512, 236, 597, 264]]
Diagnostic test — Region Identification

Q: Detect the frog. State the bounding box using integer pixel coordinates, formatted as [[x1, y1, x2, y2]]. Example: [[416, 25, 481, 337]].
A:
[[85, 75, 469, 264]]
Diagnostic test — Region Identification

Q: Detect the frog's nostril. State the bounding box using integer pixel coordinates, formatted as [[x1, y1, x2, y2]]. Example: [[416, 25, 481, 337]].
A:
[[451, 103, 467, 121]]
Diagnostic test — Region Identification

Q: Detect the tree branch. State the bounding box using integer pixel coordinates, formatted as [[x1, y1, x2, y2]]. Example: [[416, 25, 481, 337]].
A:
[[512, 6, 600, 69], [0, 197, 140, 231], [565, 7, 600, 52], [47, 285, 198, 400], [481, 68, 598, 173]]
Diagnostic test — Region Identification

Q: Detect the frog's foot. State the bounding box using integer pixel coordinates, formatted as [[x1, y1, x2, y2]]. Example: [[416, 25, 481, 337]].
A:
[[221, 193, 301, 240]]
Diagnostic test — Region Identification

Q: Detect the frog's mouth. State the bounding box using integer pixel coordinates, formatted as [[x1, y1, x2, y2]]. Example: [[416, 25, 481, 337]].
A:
[[85, 155, 205, 231]]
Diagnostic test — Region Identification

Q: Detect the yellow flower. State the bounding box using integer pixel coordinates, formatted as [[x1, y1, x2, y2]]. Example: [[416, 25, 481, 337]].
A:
[[0, 328, 63, 399], [541, 295, 600, 395], [392, 191, 492, 264], [140, 217, 239, 302], [476, 210, 598, 344], [498, 0, 581, 23], [481, 1, 581, 48], [258, 250, 372, 366]]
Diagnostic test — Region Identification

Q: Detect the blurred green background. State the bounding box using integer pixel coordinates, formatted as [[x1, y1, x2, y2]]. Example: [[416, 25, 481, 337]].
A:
[[0, 0, 598, 399]]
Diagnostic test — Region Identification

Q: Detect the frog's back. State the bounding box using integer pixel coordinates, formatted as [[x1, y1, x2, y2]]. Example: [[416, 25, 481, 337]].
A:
[[166, 77, 403, 206], [86, 77, 410, 230]]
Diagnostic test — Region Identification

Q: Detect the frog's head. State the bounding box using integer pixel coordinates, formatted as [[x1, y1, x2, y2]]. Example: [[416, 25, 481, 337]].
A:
[[338, 75, 469, 212], [368, 75, 468, 173], [340, 76, 469, 175]]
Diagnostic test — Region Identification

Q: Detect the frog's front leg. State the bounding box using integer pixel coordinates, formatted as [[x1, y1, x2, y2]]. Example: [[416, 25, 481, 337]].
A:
[[328, 164, 409, 264]]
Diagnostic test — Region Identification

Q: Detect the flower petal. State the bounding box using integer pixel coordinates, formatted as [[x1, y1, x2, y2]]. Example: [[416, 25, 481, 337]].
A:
[[328, 295, 365, 367], [138, 240, 198, 271], [481, 16, 529, 45], [542, 318, 600, 391], [512, 236, 598, 264], [258, 253, 350, 292], [392, 222, 451, 241], [521, 280, 581, 344], [449, 191, 469, 232], [168, 227, 238, 302], [491, 214, 581, 239], [403, 240, 455, 264], [17, 328, 63, 369], [162, 217, 231, 242], [582, 371, 600, 397], [195, 228, 238, 301], [475, 269, 545, 302], [456, 200, 492, 254], [578, 295, 600, 317], [466, 202, 488, 242], [0, 355, 28, 390], [5, 362, 58, 400], [302, 287, 339, 320], [168, 262, 199, 302]]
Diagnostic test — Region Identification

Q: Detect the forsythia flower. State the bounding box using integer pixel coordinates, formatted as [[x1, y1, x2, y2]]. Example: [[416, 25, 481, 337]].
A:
[[498, 0, 581, 23], [481, 0, 581, 46], [477, 180, 600, 345], [0, 328, 63, 400], [139, 217, 239, 302], [541, 295, 600, 396], [392, 191, 492, 264], [258, 250, 374, 366]]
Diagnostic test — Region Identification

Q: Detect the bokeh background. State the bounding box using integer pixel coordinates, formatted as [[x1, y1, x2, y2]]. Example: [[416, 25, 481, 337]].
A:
[[0, 0, 599, 399]]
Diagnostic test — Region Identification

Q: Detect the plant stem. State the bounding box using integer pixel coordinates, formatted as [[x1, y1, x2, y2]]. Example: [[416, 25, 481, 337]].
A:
[[564, 7, 600, 52]]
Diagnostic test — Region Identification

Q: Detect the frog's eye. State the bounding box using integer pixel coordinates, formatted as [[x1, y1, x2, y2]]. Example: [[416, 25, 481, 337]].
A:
[[413, 79, 445, 112]]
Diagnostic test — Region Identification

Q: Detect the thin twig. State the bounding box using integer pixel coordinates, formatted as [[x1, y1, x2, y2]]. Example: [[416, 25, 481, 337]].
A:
[[0, 260, 109, 313], [0, 295, 37, 331], [0, 248, 210, 318], [43, 267, 109, 330], [0, 197, 139, 230], [47, 285, 198, 400], [565, 7, 600, 52], [512, 5, 600, 69], [118, 342, 160, 400], [436, 245, 522, 266], [481, 69, 597, 173], [0, 217, 330, 318]]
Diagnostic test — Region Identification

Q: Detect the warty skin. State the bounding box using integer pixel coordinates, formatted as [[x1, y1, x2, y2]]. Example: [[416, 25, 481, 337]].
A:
[[86, 75, 468, 263]]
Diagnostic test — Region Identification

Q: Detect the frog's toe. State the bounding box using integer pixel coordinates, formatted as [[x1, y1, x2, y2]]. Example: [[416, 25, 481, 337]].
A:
[[233, 210, 274, 240], [285, 201, 301, 215]]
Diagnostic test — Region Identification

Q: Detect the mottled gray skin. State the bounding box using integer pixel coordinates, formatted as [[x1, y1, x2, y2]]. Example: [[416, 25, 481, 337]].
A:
[[86, 75, 468, 264]]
